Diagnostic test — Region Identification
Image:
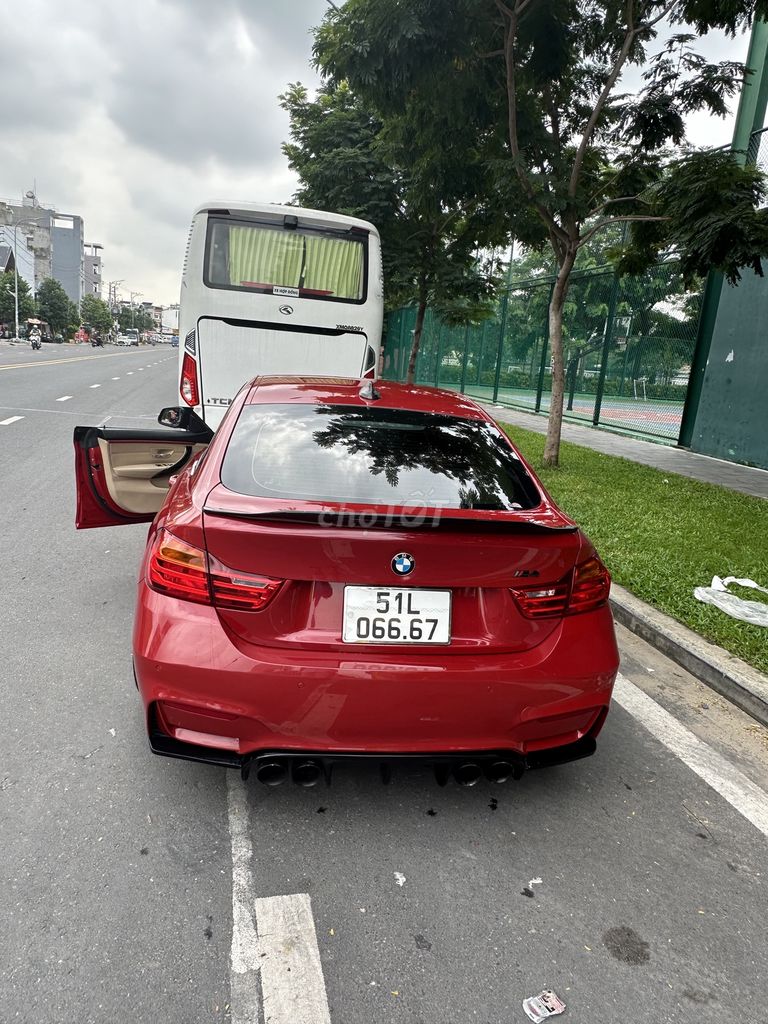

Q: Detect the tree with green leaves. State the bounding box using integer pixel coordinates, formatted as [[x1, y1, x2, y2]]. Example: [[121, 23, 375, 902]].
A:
[[117, 306, 153, 333], [36, 278, 71, 334], [81, 294, 114, 335], [316, 0, 768, 465], [280, 80, 509, 382], [66, 300, 81, 340], [0, 270, 34, 327]]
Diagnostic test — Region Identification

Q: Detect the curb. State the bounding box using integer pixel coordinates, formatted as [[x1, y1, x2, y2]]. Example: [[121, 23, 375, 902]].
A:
[[610, 582, 768, 728]]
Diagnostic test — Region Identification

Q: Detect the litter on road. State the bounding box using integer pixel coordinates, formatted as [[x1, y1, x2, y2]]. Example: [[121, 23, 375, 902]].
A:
[[522, 989, 566, 1021]]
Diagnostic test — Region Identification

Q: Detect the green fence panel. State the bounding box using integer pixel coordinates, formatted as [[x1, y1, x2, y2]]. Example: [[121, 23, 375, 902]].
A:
[[381, 257, 705, 443]]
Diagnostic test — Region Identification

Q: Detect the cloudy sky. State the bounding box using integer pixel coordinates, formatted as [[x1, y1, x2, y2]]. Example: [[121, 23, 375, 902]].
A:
[[0, 1, 752, 305]]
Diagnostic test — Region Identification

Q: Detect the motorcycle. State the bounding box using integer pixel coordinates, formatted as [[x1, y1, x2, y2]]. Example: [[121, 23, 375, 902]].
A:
[[30, 332, 42, 351]]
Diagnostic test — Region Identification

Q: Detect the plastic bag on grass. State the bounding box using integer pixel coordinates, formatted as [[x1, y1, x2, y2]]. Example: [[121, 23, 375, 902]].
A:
[[693, 576, 768, 627]]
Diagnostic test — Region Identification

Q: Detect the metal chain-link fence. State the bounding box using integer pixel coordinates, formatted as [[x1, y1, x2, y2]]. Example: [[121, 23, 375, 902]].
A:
[[382, 260, 703, 442], [382, 128, 768, 443]]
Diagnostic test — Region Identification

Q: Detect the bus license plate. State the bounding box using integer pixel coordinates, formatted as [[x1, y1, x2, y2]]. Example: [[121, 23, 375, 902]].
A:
[[342, 587, 451, 644]]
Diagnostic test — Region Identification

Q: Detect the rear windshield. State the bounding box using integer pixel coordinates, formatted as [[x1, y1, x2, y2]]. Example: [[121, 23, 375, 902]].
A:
[[206, 219, 366, 302], [220, 404, 541, 511]]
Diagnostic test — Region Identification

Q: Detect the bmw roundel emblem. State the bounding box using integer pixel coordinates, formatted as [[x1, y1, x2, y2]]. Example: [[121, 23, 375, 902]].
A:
[[392, 552, 415, 576]]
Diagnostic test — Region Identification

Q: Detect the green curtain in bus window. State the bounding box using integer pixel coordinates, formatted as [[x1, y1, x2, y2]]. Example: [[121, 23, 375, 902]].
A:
[[228, 227, 303, 288], [303, 236, 363, 299]]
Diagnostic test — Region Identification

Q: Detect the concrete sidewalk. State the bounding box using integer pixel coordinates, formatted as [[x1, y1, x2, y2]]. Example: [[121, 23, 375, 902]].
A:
[[484, 403, 768, 499]]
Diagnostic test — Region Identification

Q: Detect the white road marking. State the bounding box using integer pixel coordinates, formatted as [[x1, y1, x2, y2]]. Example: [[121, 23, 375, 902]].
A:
[[0, 415, 24, 425], [256, 894, 332, 1024], [111, 376, 120, 380], [227, 774, 332, 1024], [227, 773, 263, 1024], [90, 383, 101, 388], [614, 673, 768, 837], [127, 371, 134, 375], [56, 395, 73, 402]]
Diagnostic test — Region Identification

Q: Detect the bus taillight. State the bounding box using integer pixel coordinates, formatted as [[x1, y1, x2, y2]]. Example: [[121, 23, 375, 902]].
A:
[[180, 352, 200, 406]]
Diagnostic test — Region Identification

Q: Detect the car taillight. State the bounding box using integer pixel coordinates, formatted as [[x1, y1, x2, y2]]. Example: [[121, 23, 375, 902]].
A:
[[208, 555, 284, 610], [148, 529, 210, 603], [511, 556, 610, 618], [510, 581, 570, 618], [180, 352, 199, 406], [569, 556, 611, 613], [147, 529, 283, 610]]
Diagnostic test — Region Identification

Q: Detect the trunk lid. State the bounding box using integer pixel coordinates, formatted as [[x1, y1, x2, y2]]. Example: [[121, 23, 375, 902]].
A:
[[202, 487, 582, 654]]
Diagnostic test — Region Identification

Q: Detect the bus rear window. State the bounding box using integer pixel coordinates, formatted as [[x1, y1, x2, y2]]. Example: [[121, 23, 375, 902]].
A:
[[206, 219, 365, 301]]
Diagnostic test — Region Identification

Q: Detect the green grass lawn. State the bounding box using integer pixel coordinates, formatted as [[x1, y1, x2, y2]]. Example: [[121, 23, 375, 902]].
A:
[[501, 424, 768, 675]]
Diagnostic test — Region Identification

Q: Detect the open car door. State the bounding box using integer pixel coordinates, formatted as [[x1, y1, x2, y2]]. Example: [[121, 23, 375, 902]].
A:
[[74, 410, 213, 529]]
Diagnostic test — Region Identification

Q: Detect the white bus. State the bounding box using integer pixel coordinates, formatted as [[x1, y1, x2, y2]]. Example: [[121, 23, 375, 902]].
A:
[[177, 201, 384, 428]]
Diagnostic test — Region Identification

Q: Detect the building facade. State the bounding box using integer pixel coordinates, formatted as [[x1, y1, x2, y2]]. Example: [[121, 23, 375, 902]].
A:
[[161, 304, 179, 335], [0, 225, 36, 292], [1, 194, 88, 303], [0, 196, 54, 292], [83, 243, 103, 299], [51, 214, 85, 304]]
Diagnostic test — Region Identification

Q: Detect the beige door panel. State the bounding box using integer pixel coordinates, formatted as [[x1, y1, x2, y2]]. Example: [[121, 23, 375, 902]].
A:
[[97, 439, 208, 514]]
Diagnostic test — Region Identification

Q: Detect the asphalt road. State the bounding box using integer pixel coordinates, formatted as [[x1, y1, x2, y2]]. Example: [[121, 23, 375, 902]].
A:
[[1, 341, 767, 1024]]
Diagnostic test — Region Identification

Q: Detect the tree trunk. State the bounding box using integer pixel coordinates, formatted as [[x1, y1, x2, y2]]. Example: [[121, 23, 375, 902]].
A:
[[406, 285, 428, 385], [543, 252, 577, 467]]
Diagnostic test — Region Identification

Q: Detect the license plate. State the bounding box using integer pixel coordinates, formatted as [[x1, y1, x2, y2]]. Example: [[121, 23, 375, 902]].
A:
[[342, 587, 451, 644]]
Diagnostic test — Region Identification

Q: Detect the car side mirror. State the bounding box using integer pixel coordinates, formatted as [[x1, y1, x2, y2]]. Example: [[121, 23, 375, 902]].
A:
[[157, 407, 213, 439]]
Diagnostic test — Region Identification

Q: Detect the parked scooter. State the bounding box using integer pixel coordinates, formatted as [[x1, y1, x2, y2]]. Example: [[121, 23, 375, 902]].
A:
[[29, 329, 42, 351]]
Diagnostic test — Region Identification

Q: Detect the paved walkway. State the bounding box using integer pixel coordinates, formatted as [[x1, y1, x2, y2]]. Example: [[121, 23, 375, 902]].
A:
[[483, 403, 768, 500]]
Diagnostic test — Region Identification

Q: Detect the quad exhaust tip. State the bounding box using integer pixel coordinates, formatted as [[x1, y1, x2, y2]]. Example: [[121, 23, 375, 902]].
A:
[[255, 760, 288, 786], [250, 755, 525, 787], [292, 760, 322, 787], [485, 760, 522, 784]]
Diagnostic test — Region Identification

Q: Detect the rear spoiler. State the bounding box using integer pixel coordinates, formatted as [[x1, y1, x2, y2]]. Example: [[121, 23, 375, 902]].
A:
[[202, 506, 578, 533]]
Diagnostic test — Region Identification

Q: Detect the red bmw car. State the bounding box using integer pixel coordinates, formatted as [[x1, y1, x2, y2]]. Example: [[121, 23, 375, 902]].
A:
[[74, 377, 619, 786]]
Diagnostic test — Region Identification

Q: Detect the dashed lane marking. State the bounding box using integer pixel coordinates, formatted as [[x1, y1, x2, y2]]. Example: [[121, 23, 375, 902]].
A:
[[227, 774, 332, 1024], [256, 894, 332, 1024], [0, 416, 24, 425], [111, 376, 120, 380], [90, 384, 101, 388], [56, 396, 73, 402]]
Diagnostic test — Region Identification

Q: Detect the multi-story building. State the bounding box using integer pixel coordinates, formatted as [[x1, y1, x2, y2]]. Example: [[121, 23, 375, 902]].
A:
[[51, 214, 85, 304], [83, 242, 103, 299], [1, 192, 88, 303], [161, 304, 179, 335], [0, 225, 35, 292], [0, 194, 54, 292]]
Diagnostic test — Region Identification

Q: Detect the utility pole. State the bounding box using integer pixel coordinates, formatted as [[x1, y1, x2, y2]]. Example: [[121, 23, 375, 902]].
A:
[[129, 291, 142, 330]]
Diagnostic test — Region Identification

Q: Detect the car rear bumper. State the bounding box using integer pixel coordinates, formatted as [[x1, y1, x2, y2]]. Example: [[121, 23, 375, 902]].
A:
[[146, 713, 601, 783], [133, 584, 619, 768]]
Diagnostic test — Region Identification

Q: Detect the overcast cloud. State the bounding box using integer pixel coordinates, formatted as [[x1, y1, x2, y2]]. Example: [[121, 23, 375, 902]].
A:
[[0, 1, 752, 304]]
